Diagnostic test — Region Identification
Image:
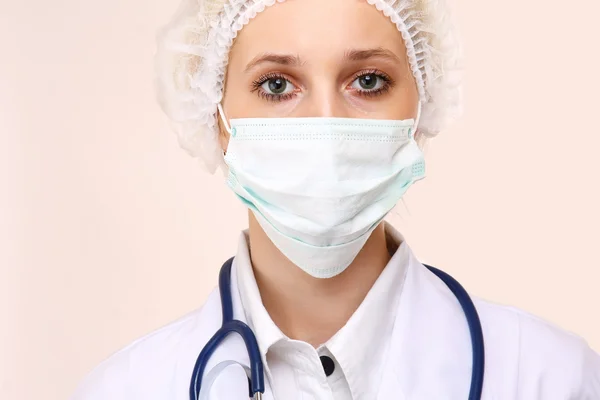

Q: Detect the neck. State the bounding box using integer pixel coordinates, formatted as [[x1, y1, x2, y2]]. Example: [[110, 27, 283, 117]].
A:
[[247, 211, 392, 347]]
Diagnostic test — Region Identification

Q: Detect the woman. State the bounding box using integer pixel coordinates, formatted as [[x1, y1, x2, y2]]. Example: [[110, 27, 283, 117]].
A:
[[72, 0, 600, 399]]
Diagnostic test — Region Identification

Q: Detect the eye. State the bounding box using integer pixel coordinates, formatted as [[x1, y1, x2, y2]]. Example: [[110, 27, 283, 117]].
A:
[[251, 73, 298, 102], [261, 77, 295, 95], [350, 73, 386, 92]]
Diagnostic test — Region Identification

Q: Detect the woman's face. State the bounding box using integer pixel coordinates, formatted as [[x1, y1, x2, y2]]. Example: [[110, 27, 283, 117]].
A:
[[220, 0, 419, 147]]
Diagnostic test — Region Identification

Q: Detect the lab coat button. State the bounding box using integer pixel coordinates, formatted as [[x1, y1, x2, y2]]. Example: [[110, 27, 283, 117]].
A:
[[320, 355, 335, 377]]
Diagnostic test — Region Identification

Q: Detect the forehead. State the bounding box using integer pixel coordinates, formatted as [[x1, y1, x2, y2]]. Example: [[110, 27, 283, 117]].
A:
[[231, 0, 406, 63]]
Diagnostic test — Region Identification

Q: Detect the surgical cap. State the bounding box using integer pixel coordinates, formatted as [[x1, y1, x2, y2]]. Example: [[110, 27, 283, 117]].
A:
[[154, 0, 463, 173]]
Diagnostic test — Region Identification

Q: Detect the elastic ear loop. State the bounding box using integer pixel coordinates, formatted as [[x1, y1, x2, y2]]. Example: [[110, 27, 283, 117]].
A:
[[217, 103, 232, 157], [413, 101, 422, 135], [217, 103, 232, 135]]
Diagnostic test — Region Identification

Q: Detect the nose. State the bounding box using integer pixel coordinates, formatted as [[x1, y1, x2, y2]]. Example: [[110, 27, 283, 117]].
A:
[[298, 81, 351, 118]]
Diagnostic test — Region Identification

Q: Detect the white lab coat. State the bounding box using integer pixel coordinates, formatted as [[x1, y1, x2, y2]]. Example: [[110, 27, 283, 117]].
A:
[[71, 257, 600, 399]]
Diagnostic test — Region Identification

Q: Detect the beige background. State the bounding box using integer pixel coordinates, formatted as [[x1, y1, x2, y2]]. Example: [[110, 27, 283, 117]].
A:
[[1, 0, 599, 399]]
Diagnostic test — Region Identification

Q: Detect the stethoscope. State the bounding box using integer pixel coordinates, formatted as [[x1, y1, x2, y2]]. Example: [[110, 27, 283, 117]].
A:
[[189, 257, 485, 400]]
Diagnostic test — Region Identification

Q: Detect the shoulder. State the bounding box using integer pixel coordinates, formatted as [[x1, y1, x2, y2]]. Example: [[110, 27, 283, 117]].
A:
[[70, 288, 222, 400], [473, 298, 600, 398]]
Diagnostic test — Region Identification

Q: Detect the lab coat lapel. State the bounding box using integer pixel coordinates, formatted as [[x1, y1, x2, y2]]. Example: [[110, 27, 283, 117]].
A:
[[377, 254, 481, 399]]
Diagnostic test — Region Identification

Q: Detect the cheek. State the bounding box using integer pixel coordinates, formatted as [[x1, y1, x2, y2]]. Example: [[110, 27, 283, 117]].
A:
[[383, 79, 420, 119], [343, 86, 419, 119]]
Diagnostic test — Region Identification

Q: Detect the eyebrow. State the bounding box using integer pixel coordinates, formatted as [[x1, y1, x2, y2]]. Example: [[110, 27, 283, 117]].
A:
[[344, 47, 402, 63], [243, 47, 402, 73], [244, 53, 303, 73]]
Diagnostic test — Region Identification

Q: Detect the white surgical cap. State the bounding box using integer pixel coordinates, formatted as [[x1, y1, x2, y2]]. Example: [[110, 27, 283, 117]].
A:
[[154, 0, 463, 174]]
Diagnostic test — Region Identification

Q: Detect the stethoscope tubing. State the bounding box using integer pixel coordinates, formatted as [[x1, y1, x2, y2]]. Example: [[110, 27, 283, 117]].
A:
[[190, 258, 485, 400], [189, 258, 264, 400], [424, 264, 485, 400]]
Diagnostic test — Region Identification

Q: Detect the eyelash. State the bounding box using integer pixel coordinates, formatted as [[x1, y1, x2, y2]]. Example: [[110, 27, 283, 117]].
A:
[[250, 70, 395, 102], [251, 72, 297, 102]]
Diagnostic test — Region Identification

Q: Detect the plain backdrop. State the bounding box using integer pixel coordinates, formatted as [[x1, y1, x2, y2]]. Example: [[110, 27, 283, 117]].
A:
[[1, 0, 599, 399]]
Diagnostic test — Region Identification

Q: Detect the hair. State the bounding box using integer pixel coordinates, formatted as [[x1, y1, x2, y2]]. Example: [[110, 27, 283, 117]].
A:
[[154, 0, 462, 173]]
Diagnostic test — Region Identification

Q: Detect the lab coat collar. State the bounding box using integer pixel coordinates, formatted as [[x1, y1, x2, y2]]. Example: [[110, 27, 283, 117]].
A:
[[231, 223, 476, 399], [234, 230, 287, 365], [376, 242, 475, 399], [235, 222, 411, 399], [325, 222, 410, 399]]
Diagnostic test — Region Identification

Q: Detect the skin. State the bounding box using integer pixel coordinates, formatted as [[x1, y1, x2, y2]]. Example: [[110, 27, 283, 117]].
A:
[[218, 0, 419, 347]]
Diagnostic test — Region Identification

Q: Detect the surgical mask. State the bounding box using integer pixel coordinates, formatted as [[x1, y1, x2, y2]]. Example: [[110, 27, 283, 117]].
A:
[[218, 104, 425, 279]]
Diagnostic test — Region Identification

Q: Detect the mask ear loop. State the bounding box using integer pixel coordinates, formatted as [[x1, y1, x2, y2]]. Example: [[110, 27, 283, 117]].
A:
[[217, 103, 233, 157], [414, 100, 422, 131], [407, 100, 422, 142], [217, 103, 232, 135]]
